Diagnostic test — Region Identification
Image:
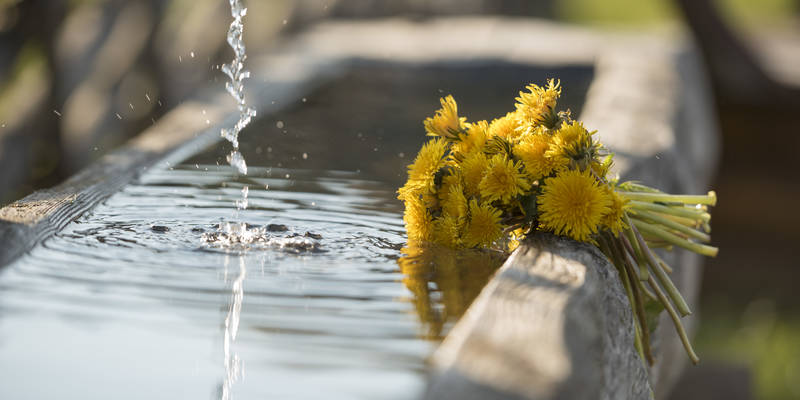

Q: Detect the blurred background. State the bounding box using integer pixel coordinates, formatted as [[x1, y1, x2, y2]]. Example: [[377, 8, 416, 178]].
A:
[[0, 0, 798, 398]]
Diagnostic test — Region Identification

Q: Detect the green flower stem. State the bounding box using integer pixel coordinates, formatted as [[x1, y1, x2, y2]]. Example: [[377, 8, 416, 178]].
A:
[[610, 234, 657, 301], [629, 201, 711, 223], [629, 218, 692, 317], [621, 247, 654, 365], [602, 235, 652, 365], [646, 242, 675, 250], [632, 220, 719, 257], [652, 252, 674, 274], [620, 182, 664, 194], [619, 191, 717, 206], [662, 214, 701, 228], [620, 231, 649, 281], [647, 275, 700, 365], [630, 210, 711, 242]]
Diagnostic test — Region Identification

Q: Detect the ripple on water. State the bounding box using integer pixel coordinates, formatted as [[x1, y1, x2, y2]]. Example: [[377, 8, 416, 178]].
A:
[[0, 165, 440, 400]]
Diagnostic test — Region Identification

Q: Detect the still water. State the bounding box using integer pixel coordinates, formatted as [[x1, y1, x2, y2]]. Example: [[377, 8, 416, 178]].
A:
[[0, 163, 502, 399]]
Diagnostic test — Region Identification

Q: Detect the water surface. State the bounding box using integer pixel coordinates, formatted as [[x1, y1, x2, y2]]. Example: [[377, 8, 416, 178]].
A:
[[0, 163, 503, 399]]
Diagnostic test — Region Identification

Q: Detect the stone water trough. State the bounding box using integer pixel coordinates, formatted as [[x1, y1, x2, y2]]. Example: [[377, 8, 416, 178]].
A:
[[0, 18, 717, 399]]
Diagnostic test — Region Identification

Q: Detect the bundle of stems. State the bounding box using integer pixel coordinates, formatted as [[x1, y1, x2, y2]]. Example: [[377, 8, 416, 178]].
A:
[[597, 182, 717, 365]]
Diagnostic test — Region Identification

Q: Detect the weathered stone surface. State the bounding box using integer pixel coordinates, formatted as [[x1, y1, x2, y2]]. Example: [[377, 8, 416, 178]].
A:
[[426, 233, 652, 400]]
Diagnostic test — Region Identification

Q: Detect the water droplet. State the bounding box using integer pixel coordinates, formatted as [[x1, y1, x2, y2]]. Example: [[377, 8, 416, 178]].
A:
[[282, 19, 287, 25], [302, 153, 308, 160], [311, 202, 316, 206], [373, 147, 378, 152], [53, 110, 61, 117], [398, 152, 405, 158], [227, 151, 248, 175], [115, 113, 122, 120], [145, 93, 151, 102], [178, 55, 182, 62], [93, 147, 98, 151], [285, 174, 290, 179], [301, 98, 307, 102], [267, 147, 272, 153], [264, 184, 269, 190], [129, 103, 134, 110], [276, 121, 284, 129], [190, 51, 195, 58], [202, 109, 206, 115], [206, 119, 210, 124]]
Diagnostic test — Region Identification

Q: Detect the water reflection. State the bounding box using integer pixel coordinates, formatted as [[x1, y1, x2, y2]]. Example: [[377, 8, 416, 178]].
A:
[[221, 254, 246, 400], [397, 244, 505, 339]]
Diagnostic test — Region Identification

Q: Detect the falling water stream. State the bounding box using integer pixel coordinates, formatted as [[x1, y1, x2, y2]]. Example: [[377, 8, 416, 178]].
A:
[[219, 2, 254, 398]]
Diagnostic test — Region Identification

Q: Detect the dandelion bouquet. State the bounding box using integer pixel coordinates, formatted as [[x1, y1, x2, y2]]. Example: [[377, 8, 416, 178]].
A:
[[397, 80, 717, 365]]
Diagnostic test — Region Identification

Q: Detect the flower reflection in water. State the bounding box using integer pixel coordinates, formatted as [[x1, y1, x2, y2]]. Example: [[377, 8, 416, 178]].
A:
[[397, 243, 506, 339]]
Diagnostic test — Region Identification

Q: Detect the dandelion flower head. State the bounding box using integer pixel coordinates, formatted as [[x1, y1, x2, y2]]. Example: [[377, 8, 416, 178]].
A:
[[463, 199, 503, 248], [515, 79, 561, 127], [538, 168, 611, 242], [479, 154, 531, 203], [424, 95, 466, 139]]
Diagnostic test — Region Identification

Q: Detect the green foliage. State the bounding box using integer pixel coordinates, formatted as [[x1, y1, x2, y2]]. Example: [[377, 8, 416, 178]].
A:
[[695, 302, 800, 400]]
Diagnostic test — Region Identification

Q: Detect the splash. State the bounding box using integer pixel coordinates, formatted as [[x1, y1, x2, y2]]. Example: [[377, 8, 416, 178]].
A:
[[221, 0, 256, 176], [207, 0, 256, 246]]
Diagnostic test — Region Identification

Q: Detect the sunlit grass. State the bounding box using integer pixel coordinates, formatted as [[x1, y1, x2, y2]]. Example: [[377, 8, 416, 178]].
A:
[[557, 0, 796, 28], [694, 300, 800, 400]]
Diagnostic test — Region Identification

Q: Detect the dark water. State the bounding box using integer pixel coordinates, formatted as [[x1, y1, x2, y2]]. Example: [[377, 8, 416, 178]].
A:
[[0, 163, 502, 399]]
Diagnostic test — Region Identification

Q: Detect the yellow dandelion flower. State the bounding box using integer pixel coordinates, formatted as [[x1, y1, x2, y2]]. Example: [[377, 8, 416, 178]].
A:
[[547, 121, 598, 170], [460, 150, 489, 197], [403, 196, 434, 242], [513, 133, 567, 180], [433, 214, 463, 248], [591, 154, 614, 180], [507, 227, 526, 252], [601, 186, 629, 236], [398, 138, 448, 201], [538, 168, 612, 242], [453, 120, 488, 155], [441, 181, 468, 220], [479, 154, 531, 203], [515, 79, 561, 127], [488, 112, 524, 140], [424, 95, 467, 139], [437, 170, 459, 202], [463, 199, 503, 248]]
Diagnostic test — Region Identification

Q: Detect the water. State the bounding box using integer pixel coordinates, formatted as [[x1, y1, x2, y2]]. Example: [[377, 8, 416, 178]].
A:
[[0, 163, 502, 399], [221, 0, 255, 174]]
